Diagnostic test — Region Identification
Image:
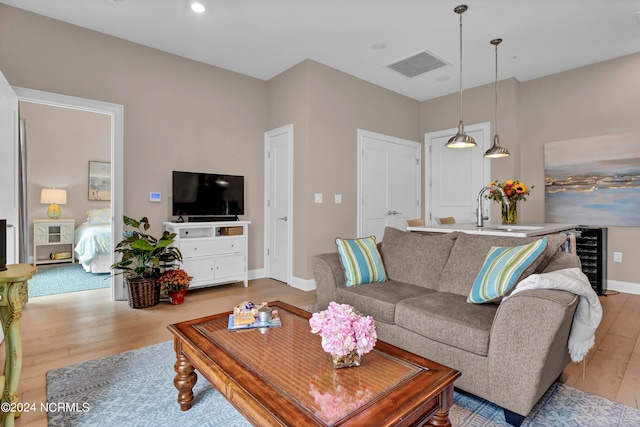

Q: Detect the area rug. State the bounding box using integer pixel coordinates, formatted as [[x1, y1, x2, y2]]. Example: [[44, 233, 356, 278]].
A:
[[46, 341, 640, 427], [28, 264, 110, 298]]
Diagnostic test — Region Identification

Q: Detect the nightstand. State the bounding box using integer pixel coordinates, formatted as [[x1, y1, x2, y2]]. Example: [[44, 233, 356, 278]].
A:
[[33, 219, 75, 266]]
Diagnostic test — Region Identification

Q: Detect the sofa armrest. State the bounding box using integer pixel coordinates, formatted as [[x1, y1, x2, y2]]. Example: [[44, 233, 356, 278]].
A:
[[312, 253, 346, 310], [488, 289, 579, 416]]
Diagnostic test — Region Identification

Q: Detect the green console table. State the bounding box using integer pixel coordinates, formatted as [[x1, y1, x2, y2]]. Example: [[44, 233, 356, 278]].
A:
[[0, 264, 35, 426]]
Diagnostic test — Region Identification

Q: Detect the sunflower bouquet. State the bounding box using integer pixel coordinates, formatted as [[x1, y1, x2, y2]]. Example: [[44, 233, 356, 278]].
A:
[[485, 180, 533, 203], [485, 180, 533, 224]]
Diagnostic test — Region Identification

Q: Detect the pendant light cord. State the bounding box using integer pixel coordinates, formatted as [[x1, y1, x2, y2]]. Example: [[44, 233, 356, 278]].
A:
[[458, 11, 464, 122], [494, 41, 498, 135]]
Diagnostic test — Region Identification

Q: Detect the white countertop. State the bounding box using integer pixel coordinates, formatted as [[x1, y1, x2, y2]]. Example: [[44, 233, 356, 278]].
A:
[[406, 222, 578, 238]]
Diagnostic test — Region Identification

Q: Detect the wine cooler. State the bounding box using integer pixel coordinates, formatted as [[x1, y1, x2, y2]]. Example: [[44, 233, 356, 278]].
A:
[[568, 226, 607, 296]]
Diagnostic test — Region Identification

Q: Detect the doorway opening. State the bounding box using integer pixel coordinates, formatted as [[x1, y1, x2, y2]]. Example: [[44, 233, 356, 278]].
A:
[[13, 87, 125, 300]]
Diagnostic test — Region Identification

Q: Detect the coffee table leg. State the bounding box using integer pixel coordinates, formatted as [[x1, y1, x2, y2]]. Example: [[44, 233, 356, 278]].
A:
[[174, 352, 198, 411], [425, 383, 454, 427]]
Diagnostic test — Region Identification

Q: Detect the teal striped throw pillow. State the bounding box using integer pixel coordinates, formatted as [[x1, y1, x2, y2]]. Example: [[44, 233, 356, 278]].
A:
[[467, 237, 547, 304], [336, 236, 387, 287]]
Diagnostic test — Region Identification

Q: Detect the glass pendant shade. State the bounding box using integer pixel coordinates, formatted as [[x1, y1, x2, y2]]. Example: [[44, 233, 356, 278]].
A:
[[446, 5, 476, 149], [484, 38, 510, 158]]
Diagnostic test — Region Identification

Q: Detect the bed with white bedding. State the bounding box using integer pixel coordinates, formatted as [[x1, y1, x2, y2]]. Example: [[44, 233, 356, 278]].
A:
[[74, 209, 112, 273]]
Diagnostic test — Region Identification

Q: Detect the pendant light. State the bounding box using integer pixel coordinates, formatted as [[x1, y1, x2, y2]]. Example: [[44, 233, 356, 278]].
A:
[[446, 5, 477, 149], [484, 38, 511, 158]]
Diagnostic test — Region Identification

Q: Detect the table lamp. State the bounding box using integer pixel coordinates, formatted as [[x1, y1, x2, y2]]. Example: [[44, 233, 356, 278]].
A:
[[40, 188, 67, 219]]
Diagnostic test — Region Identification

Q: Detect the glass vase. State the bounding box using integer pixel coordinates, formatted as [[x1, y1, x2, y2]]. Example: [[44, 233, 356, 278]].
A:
[[502, 202, 518, 225], [331, 351, 361, 369]]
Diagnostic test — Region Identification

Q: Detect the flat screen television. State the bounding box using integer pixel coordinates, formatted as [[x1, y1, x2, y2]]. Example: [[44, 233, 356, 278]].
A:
[[172, 171, 244, 220]]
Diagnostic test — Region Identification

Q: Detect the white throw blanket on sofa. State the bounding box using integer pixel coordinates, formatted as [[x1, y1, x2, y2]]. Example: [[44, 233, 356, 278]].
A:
[[506, 268, 602, 363]]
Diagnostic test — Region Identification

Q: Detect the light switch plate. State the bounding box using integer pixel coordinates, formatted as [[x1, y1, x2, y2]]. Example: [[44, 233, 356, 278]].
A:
[[334, 194, 342, 204], [150, 192, 161, 202], [314, 193, 323, 203]]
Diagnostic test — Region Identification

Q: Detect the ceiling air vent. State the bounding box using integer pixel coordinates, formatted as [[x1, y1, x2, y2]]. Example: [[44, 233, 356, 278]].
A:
[[387, 51, 448, 78]]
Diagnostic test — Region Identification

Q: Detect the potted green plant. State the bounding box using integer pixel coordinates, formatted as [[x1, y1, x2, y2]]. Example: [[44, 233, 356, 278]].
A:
[[111, 216, 182, 309]]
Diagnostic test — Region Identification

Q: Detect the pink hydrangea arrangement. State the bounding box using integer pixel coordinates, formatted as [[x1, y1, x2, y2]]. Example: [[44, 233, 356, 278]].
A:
[[309, 302, 377, 357]]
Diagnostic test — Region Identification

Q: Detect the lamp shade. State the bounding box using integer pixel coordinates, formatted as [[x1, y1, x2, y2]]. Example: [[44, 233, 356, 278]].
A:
[[40, 188, 67, 205]]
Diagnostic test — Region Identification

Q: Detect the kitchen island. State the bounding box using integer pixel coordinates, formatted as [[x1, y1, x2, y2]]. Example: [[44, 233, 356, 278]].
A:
[[406, 222, 578, 238]]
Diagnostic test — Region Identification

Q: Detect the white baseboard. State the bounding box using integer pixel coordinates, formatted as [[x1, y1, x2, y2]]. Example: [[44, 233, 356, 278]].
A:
[[607, 280, 640, 296], [248, 268, 265, 281], [290, 276, 316, 292], [248, 268, 316, 292]]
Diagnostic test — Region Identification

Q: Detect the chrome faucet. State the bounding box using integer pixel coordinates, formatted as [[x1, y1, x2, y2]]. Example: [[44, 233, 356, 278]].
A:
[[477, 186, 509, 227]]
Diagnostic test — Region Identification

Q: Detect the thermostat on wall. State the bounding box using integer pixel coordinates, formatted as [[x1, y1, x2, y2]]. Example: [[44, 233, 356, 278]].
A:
[[150, 192, 161, 202]]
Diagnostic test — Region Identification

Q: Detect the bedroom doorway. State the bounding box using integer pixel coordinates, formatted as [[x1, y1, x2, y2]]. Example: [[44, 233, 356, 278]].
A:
[[13, 87, 125, 301]]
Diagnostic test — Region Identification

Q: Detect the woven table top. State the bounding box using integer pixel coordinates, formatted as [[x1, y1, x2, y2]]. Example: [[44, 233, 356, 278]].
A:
[[195, 305, 422, 425]]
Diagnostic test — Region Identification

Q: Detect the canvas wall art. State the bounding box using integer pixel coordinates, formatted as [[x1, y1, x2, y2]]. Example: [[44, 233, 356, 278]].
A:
[[544, 132, 640, 226], [89, 161, 111, 201]]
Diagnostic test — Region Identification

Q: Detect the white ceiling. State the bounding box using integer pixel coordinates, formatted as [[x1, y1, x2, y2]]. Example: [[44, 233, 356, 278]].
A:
[[3, 0, 640, 101]]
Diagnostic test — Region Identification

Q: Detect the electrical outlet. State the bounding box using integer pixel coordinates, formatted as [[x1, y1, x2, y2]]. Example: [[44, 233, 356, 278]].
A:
[[613, 252, 623, 263]]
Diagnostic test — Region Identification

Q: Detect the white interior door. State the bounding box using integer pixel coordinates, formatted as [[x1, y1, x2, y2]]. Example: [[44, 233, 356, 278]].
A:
[[426, 123, 490, 224], [358, 130, 421, 242], [265, 125, 292, 284], [0, 71, 19, 265]]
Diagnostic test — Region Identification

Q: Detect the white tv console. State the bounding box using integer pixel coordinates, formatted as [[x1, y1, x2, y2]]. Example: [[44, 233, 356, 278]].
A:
[[164, 221, 250, 289]]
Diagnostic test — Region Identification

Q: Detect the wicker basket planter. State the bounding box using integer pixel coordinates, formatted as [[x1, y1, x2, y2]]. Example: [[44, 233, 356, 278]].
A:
[[126, 277, 159, 309]]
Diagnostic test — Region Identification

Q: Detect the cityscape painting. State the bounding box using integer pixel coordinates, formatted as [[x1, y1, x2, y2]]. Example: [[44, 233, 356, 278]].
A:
[[544, 132, 640, 226]]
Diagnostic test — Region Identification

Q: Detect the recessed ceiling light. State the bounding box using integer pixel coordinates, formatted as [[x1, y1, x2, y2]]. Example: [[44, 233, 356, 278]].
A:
[[436, 76, 450, 81], [104, 0, 125, 4], [371, 43, 387, 50], [191, 2, 206, 13]]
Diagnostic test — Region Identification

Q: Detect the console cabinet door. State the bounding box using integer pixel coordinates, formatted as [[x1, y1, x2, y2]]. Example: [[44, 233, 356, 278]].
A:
[[183, 257, 215, 285], [214, 254, 245, 279], [34, 224, 49, 245], [60, 224, 74, 243]]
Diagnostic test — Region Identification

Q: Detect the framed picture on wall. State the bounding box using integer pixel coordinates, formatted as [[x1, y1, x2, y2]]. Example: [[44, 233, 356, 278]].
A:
[[89, 161, 111, 201]]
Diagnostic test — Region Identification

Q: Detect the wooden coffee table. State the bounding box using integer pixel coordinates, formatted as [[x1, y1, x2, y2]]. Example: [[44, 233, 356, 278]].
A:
[[168, 301, 461, 426]]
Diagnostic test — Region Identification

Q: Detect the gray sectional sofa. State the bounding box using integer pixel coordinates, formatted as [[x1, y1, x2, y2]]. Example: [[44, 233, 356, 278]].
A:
[[312, 227, 581, 426]]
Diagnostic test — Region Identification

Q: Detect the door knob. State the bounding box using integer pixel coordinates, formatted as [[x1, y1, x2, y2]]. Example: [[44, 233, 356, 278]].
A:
[[277, 216, 288, 222]]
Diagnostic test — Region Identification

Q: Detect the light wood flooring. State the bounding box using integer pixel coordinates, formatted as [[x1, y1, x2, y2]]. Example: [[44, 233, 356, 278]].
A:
[[9, 279, 640, 426]]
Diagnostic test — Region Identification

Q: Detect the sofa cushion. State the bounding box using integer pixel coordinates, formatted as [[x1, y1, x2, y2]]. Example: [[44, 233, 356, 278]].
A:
[[336, 280, 433, 325], [379, 227, 458, 290], [336, 236, 387, 287], [395, 292, 498, 356], [467, 238, 547, 304], [540, 251, 581, 273], [535, 232, 569, 273], [438, 232, 567, 296]]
